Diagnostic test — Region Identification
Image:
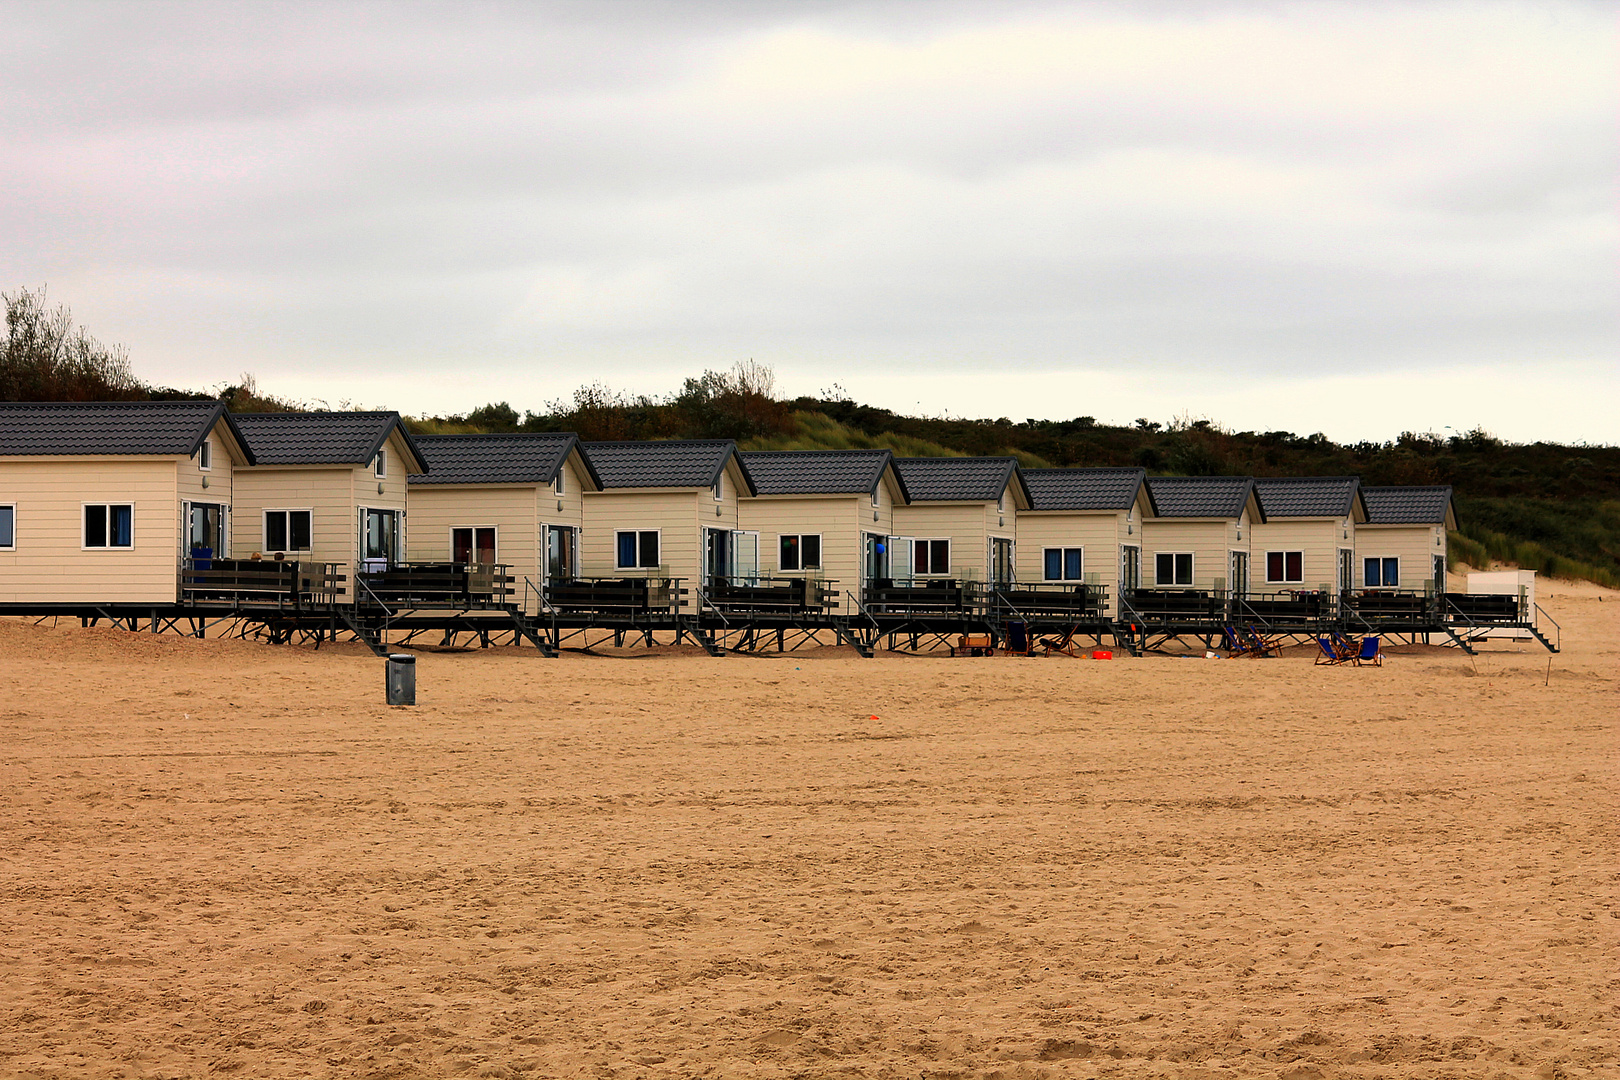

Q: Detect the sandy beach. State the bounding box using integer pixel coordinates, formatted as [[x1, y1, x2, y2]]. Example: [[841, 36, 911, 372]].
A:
[[0, 583, 1614, 1079]]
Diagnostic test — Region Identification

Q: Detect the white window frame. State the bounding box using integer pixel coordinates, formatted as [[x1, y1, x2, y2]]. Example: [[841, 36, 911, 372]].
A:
[[778, 533, 822, 572], [1265, 550, 1305, 584], [263, 508, 314, 553], [553, 467, 566, 496], [1364, 555, 1400, 588], [913, 537, 951, 577], [82, 502, 135, 550], [0, 502, 14, 551], [196, 438, 212, 471], [1043, 547, 1084, 582], [374, 449, 388, 479], [1154, 551, 1193, 587], [615, 529, 662, 570], [713, 478, 724, 502], [871, 485, 880, 509], [451, 524, 500, 564]]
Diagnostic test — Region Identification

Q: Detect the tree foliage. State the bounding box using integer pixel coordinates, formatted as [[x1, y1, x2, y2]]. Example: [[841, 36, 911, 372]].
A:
[[1, 286, 144, 401]]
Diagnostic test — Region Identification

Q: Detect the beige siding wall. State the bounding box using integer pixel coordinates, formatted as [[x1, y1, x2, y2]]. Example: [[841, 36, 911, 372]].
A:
[[1249, 518, 1350, 592], [1015, 511, 1126, 612], [1355, 525, 1445, 590], [581, 490, 703, 586], [739, 495, 862, 592], [176, 420, 237, 550], [406, 485, 542, 584], [890, 502, 993, 581], [1140, 518, 1241, 591], [231, 466, 358, 568], [0, 458, 182, 604]]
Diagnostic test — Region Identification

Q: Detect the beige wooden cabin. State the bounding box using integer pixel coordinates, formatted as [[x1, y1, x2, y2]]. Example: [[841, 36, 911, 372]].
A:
[[230, 412, 428, 597], [888, 458, 1030, 585], [578, 439, 756, 610], [1139, 476, 1262, 596], [1356, 485, 1454, 592], [406, 433, 599, 592], [737, 449, 907, 602], [1249, 477, 1367, 596], [1017, 467, 1150, 616], [0, 402, 253, 605]]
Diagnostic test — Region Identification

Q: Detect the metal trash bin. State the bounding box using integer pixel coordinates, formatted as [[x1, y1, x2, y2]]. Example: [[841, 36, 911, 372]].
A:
[[386, 653, 416, 706]]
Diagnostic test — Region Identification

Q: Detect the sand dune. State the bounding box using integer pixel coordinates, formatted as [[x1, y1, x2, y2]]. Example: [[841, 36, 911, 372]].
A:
[[0, 588, 1614, 1078]]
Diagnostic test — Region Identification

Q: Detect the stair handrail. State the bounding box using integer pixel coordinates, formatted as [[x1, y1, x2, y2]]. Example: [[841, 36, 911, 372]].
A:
[[1533, 602, 1561, 652], [353, 568, 397, 619], [845, 589, 881, 634]]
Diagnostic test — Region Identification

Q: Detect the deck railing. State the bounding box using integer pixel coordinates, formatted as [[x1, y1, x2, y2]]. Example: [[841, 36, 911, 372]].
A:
[[180, 558, 344, 609], [702, 576, 836, 616], [542, 576, 682, 617], [356, 562, 514, 606]]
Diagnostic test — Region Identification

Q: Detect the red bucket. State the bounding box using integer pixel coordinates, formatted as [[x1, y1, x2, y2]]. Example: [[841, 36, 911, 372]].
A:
[[1091, 650, 1113, 660]]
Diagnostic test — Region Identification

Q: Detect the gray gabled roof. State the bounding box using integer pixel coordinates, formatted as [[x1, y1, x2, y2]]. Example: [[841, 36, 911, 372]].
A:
[[1022, 467, 1146, 511], [1253, 476, 1365, 519], [892, 456, 1029, 504], [0, 401, 252, 461], [232, 411, 426, 472], [408, 432, 599, 488], [581, 439, 753, 493], [1144, 475, 1259, 519], [1362, 485, 1454, 525], [739, 449, 903, 498]]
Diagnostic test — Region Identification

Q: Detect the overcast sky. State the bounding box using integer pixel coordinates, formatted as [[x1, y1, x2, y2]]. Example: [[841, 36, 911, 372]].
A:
[[3, 0, 1614, 443]]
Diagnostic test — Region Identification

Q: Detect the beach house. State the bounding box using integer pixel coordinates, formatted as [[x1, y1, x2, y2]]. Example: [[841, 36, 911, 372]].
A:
[[578, 440, 756, 606], [230, 412, 428, 594], [1017, 467, 1150, 616], [888, 457, 1030, 585], [407, 433, 600, 591], [0, 401, 253, 605], [737, 449, 908, 600], [1356, 485, 1455, 592], [1249, 477, 1367, 597], [1139, 476, 1261, 596]]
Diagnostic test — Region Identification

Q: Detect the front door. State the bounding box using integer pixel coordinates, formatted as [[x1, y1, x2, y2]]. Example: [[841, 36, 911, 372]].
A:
[[731, 530, 759, 585], [545, 525, 577, 583], [1338, 548, 1354, 595], [1229, 551, 1248, 598], [453, 527, 496, 566], [1433, 554, 1447, 594], [704, 527, 731, 586], [864, 533, 889, 583], [990, 537, 1014, 585], [1120, 545, 1141, 593], [362, 508, 401, 567], [186, 502, 225, 563]]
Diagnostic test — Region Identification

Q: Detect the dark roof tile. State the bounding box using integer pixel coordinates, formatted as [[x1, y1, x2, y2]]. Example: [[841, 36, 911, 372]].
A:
[[892, 457, 1025, 503], [0, 401, 247, 460], [1022, 467, 1146, 511], [232, 411, 424, 470], [739, 450, 896, 496], [1144, 476, 1257, 519], [409, 433, 595, 487], [1362, 485, 1454, 525], [581, 439, 750, 491], [1253, 476, 1363, 518]]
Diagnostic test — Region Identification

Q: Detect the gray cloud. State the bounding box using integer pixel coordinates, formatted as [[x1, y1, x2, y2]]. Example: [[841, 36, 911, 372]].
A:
[[0, 0, 1612, 440]]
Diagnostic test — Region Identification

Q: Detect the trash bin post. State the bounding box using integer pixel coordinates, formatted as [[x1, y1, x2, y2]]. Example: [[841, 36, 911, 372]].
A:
[[386, 653, 416, 706]]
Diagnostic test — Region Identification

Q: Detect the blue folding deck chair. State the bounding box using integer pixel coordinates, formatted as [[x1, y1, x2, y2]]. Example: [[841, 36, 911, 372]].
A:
[[1352, 635, 1383, 667], [1314, 635, 1351, 665]]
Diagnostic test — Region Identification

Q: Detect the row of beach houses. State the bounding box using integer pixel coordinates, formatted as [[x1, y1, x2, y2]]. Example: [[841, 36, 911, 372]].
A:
[[0, 403, 1456, 616]]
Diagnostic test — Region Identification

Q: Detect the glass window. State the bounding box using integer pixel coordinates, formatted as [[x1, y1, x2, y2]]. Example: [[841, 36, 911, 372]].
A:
[[375, 449, 387, 478], [1364, 557, 1381, 587], [197, 439, 212, 470], [1367, 557, 1400, 587], [1155, 552, 1192, 586], [1266, 551, 1304, 583], [779, 534, 821, 571], [1043, 548, 1084, 581], [364, 509, 399, 562], [914, 539, 950, 575], [553, 468, 565, 496], [265, 510, 312, 552], [0, 505, 13, 549], [84, 504, 133, 548], [616, 530, 659, 569]]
